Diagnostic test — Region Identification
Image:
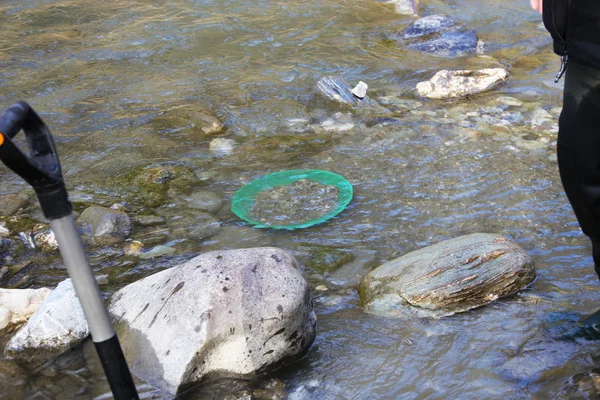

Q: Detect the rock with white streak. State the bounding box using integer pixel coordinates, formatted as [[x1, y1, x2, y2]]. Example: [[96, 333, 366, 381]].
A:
[[109, 247, 316, 395], [416, 68, 508, 99], [359, 233, 535, 318], [4, 279, 89, 362], [0, 287, 52, 332]]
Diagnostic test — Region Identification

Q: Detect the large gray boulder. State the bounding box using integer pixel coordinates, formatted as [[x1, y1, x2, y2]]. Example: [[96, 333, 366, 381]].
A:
[[359, 233, 535, 318], [5, 279, 89, 362], [109, 247, 317, 395]]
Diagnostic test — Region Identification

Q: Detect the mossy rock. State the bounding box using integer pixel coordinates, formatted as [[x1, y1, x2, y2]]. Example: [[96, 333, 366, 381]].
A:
[[303, 245, 355, 274], [107, 165, 199, 209]]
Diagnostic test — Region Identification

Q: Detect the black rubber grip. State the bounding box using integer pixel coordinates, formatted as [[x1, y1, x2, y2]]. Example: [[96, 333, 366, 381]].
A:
[[0, 101, 72, 220], [94, 335, 140, 400]]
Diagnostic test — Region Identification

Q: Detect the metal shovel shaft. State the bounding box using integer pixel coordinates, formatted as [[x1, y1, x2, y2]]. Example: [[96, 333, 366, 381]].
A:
[[51, 215, 139, 399]]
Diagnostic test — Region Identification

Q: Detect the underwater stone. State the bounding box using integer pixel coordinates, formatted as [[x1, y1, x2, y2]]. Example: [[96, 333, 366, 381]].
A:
[[384, 0, 420, 15], [109, 247, 316, 395], [185, 190, 223, 214], [359, 233, 535, 318], [78, 205, 132, 240]]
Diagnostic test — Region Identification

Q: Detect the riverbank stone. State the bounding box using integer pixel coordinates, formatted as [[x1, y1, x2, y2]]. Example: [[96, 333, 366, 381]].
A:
[[108, 247, 316, 395], [5, 279, 89, 362], [359, 233, 535, 318], [395, 15, 478, 58], [0, 287, 52, 332], [0, 193, 30, 217], [185, 191, 223, 214], [78, 205, 132, 243], [416, 68, 508, 99]]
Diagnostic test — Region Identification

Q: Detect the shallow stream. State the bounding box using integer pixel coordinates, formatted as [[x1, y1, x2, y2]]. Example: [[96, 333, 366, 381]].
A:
[[1, 0, 599, 399]]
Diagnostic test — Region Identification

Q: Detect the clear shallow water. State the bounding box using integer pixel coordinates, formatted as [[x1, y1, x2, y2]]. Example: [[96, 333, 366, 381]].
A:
[[1, 0, 599, 399]]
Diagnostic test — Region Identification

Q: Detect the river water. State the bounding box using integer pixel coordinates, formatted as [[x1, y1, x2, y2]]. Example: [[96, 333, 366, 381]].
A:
[[1, 0, 599, 399]]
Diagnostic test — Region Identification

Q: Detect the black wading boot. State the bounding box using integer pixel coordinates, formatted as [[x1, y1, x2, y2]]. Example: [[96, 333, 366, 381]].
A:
[[558, 238, 600, 341]]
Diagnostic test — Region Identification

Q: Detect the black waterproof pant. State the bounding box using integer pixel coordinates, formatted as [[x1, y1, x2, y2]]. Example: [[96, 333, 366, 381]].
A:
[[557, 60, 600, 277]]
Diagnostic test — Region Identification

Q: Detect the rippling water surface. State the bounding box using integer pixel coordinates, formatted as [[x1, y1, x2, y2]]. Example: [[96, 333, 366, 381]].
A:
[[1, 0, 599, 399]]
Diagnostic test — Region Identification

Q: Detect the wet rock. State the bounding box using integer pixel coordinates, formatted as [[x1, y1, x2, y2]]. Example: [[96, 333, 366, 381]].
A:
[[317, 113, 356, 132], [384, 0, 419, 15], [496, 96, 523, 107], [123, 240, 144, 256], [316, 76, 385, 112], [78, 205, 131, 241], [109, 247, 316, 395], [0, 193, 30, 217], [395, 15, 478, 58], [0, 287, 52, 331], [210, 138, 235, 157], [133, 215, 166, 226], [185, 191, 223, 214], [530, 108, 554, 126], [5, 279, 89, 362], [109, 165, 198, 208], [416, 68, 508, 99], [359, 233, 535, 318], [150, 107, 224, 136], [139, 244, 176, 259]]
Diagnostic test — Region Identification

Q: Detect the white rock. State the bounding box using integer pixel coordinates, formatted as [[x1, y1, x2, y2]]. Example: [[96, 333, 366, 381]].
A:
[[209, 138, 235, 157], [5, 279, 89, 362], [0, 287, 52, 331], [386, 0, 419, 15], [109, 247, 316, 395], [416, 68, 509, 99], [0, 223, 9, 237], [496, 96, 523, 107], [351, 81, 368, 99]]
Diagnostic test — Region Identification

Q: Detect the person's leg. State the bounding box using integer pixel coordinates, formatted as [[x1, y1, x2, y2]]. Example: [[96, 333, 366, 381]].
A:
[[556, 60, 600, 337], [557, 60, 600, 278]]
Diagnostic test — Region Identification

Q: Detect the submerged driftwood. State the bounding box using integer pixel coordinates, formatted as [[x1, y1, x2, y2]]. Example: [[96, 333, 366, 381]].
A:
[[359, 233, 536, 318]]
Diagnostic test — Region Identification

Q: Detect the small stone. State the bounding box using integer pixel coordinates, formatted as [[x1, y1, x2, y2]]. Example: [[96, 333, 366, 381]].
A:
[[496, 96, 523, 107], [132, 215, 165, 226], [186, 191, 223, 214], [95, 274, 109, 285], [351, 81, 368, 99], [210, 138, 235, 157], [139, 244, 175, 259], [123, 241, 144, 257], [78, 206, 131, 240], [315, 285, 328, 291], [0, 193, 29, 217], [110, 203, 127, 212]]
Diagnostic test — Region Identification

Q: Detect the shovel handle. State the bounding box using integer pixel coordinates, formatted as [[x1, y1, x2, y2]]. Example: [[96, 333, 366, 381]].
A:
[[0, 101, 71, 220]]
